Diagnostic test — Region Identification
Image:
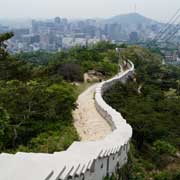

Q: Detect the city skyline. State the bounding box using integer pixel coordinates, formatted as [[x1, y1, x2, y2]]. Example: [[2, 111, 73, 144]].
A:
[[0, 0, 180, 23]]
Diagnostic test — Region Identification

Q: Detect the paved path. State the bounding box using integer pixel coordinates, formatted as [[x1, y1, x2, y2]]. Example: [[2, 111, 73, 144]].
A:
[[73, 83, 112, 141]]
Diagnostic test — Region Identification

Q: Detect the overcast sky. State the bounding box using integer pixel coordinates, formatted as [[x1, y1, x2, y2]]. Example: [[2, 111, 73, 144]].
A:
[[0, 0, 180, 22]]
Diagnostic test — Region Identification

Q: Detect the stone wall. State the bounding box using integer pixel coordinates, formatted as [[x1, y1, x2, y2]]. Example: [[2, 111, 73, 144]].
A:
[[94, 60, 134, 177], [0, 61, 134, 180]]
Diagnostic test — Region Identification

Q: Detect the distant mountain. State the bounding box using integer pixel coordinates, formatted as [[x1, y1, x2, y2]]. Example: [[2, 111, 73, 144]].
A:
[[100, 13, 165, 42], [104, 13, 160, 25]]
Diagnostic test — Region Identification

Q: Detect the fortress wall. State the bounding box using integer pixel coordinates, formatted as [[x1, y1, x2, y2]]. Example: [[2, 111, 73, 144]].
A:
[[0, 61, 134, 180]]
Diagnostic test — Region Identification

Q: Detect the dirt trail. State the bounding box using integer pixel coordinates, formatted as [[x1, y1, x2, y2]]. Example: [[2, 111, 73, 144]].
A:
[[73, 83, 112, 141]]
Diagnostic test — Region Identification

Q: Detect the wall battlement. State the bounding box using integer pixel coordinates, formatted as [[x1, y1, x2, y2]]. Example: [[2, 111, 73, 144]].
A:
[[0, 61, 134, 180]]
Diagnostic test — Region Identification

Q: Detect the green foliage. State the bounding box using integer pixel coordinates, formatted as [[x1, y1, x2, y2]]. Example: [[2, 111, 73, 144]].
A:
[[0, 32, 14, 60], [103, 46, 180, 179], [0, 35, 120, 153], [153, 140, 177, 156], [0, 33, 82, 152], [172, 171, 180, 180], [104, 173, 116, 180], [154, 172, 170, 180], [16, 43, 119, 81], [17, 122, 78, 153], [15, 51, 55, 65], [0, 79, 77, 151], [0, 107, 10, 150], [92, 41, 116, 51], [96, 58, 118, 76], [56, 62, 84, 82]]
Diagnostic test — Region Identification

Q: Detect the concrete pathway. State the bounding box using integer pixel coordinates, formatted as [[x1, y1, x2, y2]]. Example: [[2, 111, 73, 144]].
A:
[[73, 83, 112, 141]]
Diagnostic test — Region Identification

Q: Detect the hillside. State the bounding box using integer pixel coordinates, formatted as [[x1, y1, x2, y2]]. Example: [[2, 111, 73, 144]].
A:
[[104, 46, 180, 179], [0, 34, 119, 153]]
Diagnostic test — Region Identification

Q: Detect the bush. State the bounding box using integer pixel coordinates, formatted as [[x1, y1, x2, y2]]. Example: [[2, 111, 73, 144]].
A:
[[153, 140, 177, 156], [172, 171, 180, 180], [154, 172, 170, 180], [17, 122, 79, 153], [57, 62, 84, 82]]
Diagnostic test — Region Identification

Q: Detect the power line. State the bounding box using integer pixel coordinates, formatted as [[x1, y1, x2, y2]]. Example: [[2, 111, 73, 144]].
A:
[[160, 16, 180, 42], [156, 9, 180, 36], [155, 8, 180, 41], [155, 8, 180, 40], [159, 14, 180, 39], [163, 23, 180, 42]]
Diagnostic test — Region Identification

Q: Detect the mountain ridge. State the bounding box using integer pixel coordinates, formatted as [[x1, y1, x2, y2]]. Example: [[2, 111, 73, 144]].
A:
[[103, 13, 161, 25]]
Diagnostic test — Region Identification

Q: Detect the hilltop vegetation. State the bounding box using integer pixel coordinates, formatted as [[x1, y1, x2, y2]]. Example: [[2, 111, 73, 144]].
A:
[[0, 33, 119, 153], [104, 46, 180, 179], [0, 33, 79, 153]]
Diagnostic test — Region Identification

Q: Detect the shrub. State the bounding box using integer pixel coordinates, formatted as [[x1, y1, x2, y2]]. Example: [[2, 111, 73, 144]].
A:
[[153, 140, 177, 156], [172, 171, 180, 180], [154, 172, 170, 180]]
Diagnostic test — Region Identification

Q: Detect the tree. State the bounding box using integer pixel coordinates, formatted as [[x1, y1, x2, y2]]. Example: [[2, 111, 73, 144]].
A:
[[0, 79, 77, 150], [103, 46, 180, 178], [0, 107, 10, 151], [0, 32, 14, 60], [57, 62, 84, 82]]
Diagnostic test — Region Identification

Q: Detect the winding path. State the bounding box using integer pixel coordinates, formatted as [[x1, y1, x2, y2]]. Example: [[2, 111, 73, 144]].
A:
[[0, 61, 134, 180], [73, 83, 112, 141]]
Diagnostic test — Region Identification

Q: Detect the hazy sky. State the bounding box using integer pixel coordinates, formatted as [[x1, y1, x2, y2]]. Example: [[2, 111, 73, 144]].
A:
[[0, 0, 180, 22]]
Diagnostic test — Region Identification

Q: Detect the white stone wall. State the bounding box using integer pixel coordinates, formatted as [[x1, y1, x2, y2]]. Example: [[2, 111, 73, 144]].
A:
[[0, 61, 134, 180]]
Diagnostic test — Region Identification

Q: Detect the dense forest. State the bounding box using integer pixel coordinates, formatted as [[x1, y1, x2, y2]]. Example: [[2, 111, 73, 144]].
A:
[[104, 46, 180, 179], [0, 32, 119, 153]]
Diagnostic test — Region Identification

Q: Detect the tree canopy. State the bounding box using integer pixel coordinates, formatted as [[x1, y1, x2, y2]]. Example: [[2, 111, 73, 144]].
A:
[[0, 35, 120, 153]]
